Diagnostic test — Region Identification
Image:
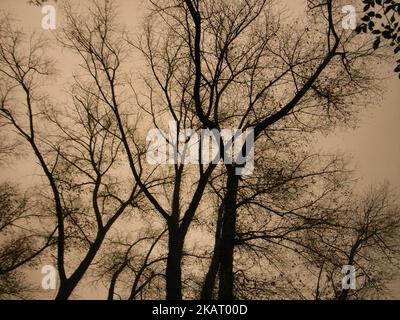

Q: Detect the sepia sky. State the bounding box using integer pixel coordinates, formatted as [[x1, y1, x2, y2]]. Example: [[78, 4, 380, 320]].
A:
[[0, 0, 399, 299]]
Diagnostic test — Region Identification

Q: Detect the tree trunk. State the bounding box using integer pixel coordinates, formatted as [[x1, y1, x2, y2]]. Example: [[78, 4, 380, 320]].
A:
[[55, 280, 76, 300], [201, 200, 224, 299], [218, 165, 239, 300], [166, 221, 184, 300], [108, 261, 127, 300], [338, 288, 349, 300], [55, 233, 106, 300]]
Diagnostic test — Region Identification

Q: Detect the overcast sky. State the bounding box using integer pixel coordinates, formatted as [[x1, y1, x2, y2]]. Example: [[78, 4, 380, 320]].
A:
[[0, 0, 399, 299]]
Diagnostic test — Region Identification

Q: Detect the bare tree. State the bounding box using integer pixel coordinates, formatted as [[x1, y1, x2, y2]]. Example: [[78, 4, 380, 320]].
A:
[[0, 0, 397, 301], [298, 184, 400, 300], [199, 139, 351, 299], [145, 0, 382, 299], [54, 0, 222, 300], [0, 8, 144, 299]]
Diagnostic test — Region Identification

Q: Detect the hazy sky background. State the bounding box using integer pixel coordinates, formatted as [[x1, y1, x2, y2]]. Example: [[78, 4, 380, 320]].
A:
[[0, 0, 399, 299]]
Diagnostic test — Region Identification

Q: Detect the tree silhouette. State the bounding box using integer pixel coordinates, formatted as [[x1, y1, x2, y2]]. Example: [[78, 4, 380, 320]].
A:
[[0, 0, 398, 301], [148, 0, 381, 299]]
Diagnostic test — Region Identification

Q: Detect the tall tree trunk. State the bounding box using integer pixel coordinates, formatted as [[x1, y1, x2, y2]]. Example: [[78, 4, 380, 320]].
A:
[[201, 201, 224, 299], [218, 165, 239, 300], [166, 220, 184, 300], [108, 261, 127, 300], [55, 281, 75, 300], [55, 233, 106, 300]]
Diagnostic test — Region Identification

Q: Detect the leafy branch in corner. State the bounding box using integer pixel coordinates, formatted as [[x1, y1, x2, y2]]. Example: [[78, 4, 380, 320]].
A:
[[356, 0, 400, 77]]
